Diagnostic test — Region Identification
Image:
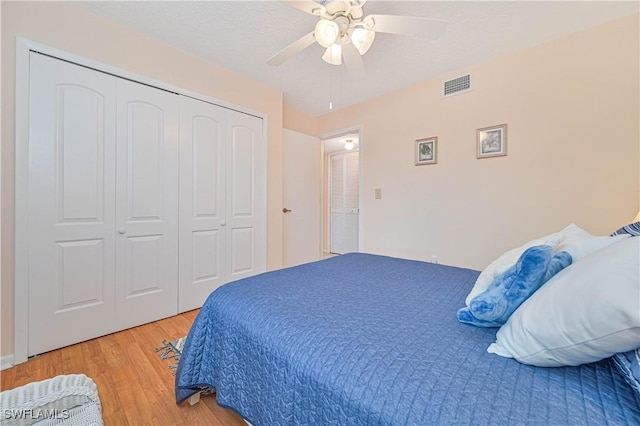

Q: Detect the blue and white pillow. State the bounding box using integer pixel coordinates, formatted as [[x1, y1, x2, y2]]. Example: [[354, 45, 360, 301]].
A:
[[612, 348, 640, 397], [457, 245, 572, 328], [611, 221, 640, 237]]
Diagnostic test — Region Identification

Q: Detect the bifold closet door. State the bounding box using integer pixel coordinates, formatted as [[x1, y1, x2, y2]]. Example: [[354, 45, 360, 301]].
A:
[[179, 96, 266, 312], [225, 111, 267, 282], [178, 97, 227, 312], [114, 79, 179, 329], [28, 53, 118, 356], [27, 53, 179, 355]]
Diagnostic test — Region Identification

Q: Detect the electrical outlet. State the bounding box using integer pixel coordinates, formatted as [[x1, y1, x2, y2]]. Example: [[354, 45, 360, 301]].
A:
[[375, 188, 382, 199]]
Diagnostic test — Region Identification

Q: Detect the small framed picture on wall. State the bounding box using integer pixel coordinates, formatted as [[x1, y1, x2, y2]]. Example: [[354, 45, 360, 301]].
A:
[[477, 124, 507, 159], [415, 136, 438, 166]]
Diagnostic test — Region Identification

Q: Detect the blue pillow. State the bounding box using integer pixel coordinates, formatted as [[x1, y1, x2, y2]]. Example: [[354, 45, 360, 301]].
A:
[[612, 348, 640, 398], [611, 221, 640, 237], [457, 245, 572, 327]]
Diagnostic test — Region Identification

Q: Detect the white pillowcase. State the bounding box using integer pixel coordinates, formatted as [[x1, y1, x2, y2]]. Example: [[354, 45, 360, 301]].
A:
[[465, 224, 630, 306], [556, 223, 630, 261], [465, 232, 566, 306], [487, 237, 640, 367]]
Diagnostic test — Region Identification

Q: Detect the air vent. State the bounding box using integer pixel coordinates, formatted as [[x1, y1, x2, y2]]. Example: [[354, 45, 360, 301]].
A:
[[442, 74, 472, 97]]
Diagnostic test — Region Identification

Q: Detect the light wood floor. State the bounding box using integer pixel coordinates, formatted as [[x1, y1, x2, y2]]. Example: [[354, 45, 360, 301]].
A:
[[0, 310, 246, 425]]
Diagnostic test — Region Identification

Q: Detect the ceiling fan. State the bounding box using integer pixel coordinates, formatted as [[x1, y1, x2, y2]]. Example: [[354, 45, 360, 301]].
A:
[[267, 0, 449, 74]]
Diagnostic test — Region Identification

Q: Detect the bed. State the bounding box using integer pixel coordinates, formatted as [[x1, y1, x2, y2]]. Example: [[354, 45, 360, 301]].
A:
[[176, 253, 640, 424]]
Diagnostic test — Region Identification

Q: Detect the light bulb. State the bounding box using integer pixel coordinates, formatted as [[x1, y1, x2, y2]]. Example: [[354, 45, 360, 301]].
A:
[[344, 140, 355, 150], [315, 19, 339, 48], [351, 28, 375, 55], [322, 44, 342, 65]]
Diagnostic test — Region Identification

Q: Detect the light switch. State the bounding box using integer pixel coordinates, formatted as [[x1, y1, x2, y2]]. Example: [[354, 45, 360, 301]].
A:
[[375, 188, 382, 199]]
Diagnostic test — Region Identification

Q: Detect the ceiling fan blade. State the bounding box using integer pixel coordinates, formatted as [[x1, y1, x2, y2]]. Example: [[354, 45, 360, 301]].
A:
[[267, 32, 316, 66], [366, 14, 449, 39], [279, 1, 326, 16], [342, 43, 365, 78]]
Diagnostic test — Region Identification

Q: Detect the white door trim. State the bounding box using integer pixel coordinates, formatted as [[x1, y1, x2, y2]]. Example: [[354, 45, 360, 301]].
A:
[[319, 126, 364, 253], [14, 38, 268, 365]]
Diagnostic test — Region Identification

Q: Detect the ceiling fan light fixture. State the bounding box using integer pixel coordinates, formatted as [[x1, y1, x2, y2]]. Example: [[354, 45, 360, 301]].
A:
[[322, 44, 342, 65], [351, 27, 375, 55], [314, 19, 340, 48]]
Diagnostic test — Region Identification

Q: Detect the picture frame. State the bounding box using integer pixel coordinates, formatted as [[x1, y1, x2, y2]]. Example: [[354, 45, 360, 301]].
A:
[[415, 136, 438, 166], [477, 124, 507, 159]]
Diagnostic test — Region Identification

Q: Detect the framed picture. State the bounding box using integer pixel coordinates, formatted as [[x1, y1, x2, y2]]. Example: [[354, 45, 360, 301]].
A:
[[477, 124, 507, 159], [415, 136, 438, 166]]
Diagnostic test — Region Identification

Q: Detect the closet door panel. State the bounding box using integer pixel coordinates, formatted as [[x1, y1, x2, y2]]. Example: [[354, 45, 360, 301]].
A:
[[226, 113, 266, 280], [28, 53, 117, 356], [115, 80, 179, 328], [178, 97, 226, 312]]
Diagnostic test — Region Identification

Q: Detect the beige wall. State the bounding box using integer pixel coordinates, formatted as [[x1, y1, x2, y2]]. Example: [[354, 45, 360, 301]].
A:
[[1, 1, 284, 357], [318, 14, 640, 270], [283, 105, 320, 137]]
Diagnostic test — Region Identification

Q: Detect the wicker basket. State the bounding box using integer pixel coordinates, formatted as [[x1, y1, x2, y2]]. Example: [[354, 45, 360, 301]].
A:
[[0, 374, 103, 426]]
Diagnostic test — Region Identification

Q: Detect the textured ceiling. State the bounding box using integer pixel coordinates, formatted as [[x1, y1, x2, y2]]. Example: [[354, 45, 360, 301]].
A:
[[80, 1, 639, 117]]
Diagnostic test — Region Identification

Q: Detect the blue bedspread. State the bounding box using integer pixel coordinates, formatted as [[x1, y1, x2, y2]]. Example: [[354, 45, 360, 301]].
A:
[[176, 253, 640, 425]]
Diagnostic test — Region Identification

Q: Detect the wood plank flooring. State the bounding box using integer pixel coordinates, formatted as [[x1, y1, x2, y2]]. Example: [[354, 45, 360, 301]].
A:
[[0, 310, 246, 425]]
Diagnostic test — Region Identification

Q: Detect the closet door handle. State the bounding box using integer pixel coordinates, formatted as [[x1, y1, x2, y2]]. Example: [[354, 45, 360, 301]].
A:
[[221, 222, 226, 227], [118, 228, 126, 234]]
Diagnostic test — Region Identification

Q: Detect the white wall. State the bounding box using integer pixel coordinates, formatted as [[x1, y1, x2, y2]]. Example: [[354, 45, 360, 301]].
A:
[[317, 14, 640, 270]]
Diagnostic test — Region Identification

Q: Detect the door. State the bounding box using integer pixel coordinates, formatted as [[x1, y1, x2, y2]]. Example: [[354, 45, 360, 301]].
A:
[[27, 53, 180, 355], [178, 97, 266, 311], [329, 152, 359, 254], [114, 79, 179, 329], [225, 112, 266, 281], [28, 53, 118, 355], [282, 129, 322, 267], [178, 96, 227, 312]]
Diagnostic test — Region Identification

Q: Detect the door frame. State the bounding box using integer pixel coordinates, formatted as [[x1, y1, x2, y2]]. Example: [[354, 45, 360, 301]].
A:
[[319, 126, 364, 255], [13, 38, 268, 365]]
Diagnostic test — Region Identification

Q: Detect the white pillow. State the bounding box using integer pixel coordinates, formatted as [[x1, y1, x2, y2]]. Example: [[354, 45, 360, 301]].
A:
[[465, 224, 630, 306], [487, 237, 640, 367], [555, 223, 630, 261], [464, 231, 566, 306]]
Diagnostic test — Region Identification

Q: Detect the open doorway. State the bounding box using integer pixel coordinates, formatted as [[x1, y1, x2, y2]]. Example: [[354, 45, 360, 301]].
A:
[[323, 133, 360, 255]]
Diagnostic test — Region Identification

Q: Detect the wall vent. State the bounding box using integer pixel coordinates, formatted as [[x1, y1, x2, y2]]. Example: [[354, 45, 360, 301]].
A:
[[442, 74, 472, 97]]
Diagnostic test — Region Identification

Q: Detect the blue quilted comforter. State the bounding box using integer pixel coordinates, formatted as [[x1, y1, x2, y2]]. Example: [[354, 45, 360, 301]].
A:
[[176, 253, 640, 425]]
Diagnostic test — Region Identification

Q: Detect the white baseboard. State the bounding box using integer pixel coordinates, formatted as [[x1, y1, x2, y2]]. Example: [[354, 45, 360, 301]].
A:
[[1, 354, 14, 370]]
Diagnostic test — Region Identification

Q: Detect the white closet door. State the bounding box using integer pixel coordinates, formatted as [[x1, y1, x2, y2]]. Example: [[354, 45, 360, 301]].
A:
[[226, 113, 266, 281], [330, 152, 359, 254], [114, 79, 179, 329], [178, 97, 226, 312], [28, 53, 117, 356]]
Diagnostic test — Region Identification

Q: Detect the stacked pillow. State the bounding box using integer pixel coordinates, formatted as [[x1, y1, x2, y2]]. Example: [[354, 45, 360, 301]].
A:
[[464, 232, 566, 306], [458, 245, 572, 327], [464, 224, 628, 307], [612, 221, 640, 237], [609, 220, 640, 398], [487, 236, 639, 367], [459, 221, 640, 399]]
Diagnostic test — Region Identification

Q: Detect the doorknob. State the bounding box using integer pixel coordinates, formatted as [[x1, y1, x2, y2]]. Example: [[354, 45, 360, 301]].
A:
[[282, 208, 292, 213], [118, 228, 126, 234]]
